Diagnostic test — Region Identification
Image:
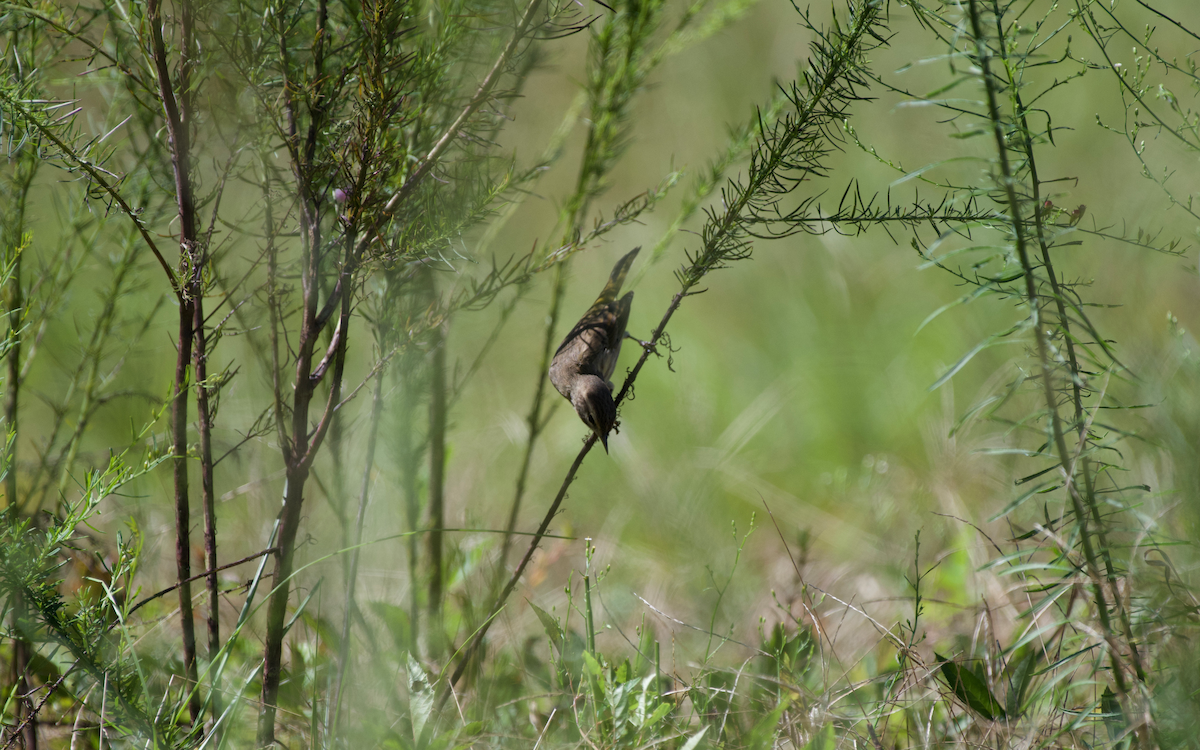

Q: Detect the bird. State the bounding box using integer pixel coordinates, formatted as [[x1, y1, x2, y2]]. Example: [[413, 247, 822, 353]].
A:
[[549, 247, 640, 453]]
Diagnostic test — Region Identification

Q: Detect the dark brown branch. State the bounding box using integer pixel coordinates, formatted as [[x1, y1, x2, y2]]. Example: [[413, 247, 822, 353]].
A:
[[258, 1, 338, 741], [197, 134, 240, 736], [147, 0, 202, 724]]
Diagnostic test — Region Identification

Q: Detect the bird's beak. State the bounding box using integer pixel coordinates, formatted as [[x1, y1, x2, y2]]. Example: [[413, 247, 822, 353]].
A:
[[600, 432, 610, 454]]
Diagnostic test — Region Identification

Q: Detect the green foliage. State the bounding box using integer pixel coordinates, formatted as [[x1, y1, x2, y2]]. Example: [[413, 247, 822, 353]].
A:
[[1, 0, 1198, 748], [0, 446, 172, 744]]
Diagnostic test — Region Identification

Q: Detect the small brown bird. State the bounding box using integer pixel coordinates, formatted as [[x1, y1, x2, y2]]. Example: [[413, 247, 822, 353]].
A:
[[549, 247, 640, 453]]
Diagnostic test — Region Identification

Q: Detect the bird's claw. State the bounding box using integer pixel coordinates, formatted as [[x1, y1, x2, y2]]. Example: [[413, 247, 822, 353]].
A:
[[625, 331, 659, 356]]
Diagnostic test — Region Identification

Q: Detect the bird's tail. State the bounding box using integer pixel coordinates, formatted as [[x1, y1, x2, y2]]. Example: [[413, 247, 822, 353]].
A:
[[594, 247, 640, 305]]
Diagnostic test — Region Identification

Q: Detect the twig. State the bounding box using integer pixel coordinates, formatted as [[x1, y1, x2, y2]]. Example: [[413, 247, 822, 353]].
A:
[[632, 595, 763, 653], [440, 434, 598, 705], [443, 268, 696, 707], [148, 0, 202, 722], [124, 548, 280, 620], [440, 0, 884, 705], [1, 672, 69, 750], [0, 90, 178, 295]]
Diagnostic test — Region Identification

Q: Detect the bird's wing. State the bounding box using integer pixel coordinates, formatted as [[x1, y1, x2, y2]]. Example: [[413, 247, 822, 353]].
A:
[[550, 248, 641, 393], [554, 310, 614, 377], [593, 291, 632, 383]]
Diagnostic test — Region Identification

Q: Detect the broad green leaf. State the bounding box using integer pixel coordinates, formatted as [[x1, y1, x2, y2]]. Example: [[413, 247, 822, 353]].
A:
[[645, 701, 671, 727], [406, 652, 434, 744], [583, 650, 604, 677], [936, 652, 1006, 721], [1101, 686, 1128, 744]]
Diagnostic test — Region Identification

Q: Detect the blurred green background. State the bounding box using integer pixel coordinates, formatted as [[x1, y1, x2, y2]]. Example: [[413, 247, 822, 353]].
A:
[[19, 0, 1200, 676]]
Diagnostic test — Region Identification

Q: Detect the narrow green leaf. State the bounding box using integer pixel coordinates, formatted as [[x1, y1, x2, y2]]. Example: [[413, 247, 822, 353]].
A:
[[930, 335, 1009, 391], [1000, 561, 1075, 576], [890, 156, 987, 186], [989, 481, 1059, 522], [1005, 648, 1039, 717], [974, 448, 1047, 456], [949, 394, 1000, 437], [529, 601, 565, 654], [679, 726, 710, 750]]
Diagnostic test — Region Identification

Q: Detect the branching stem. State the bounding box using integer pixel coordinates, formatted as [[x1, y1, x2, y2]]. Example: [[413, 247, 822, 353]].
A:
[[966, 0, 1140, 736]]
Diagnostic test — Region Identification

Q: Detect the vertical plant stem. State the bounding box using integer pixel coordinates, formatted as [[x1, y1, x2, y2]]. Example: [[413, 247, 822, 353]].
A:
[[148, 0, 202, 723], [1001, 10, 1146, 680], [258, 0, 337, 740], [170, 271, 199, 726], [2, 156, 36, 749], [321, 347, 349, 743], [11, 628, 36, 750], [1013, 97, 1147, 686], [3, 238, 21, 512], [6, 309, 37, 750], [965, 0, 1140, 738], [329, 410, 349, 553], [259, 204, 338, 743], [194, 299, 220, 724], [427, 314, 448, 628], [259, 471, 309, 743], [398, 352, 423, 653], [6, 207, 35, 750], [584, 574, 595, 654]]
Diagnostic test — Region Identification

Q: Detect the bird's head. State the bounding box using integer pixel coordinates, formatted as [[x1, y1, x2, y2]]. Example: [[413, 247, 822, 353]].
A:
[[571, 375, 617, 453]]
